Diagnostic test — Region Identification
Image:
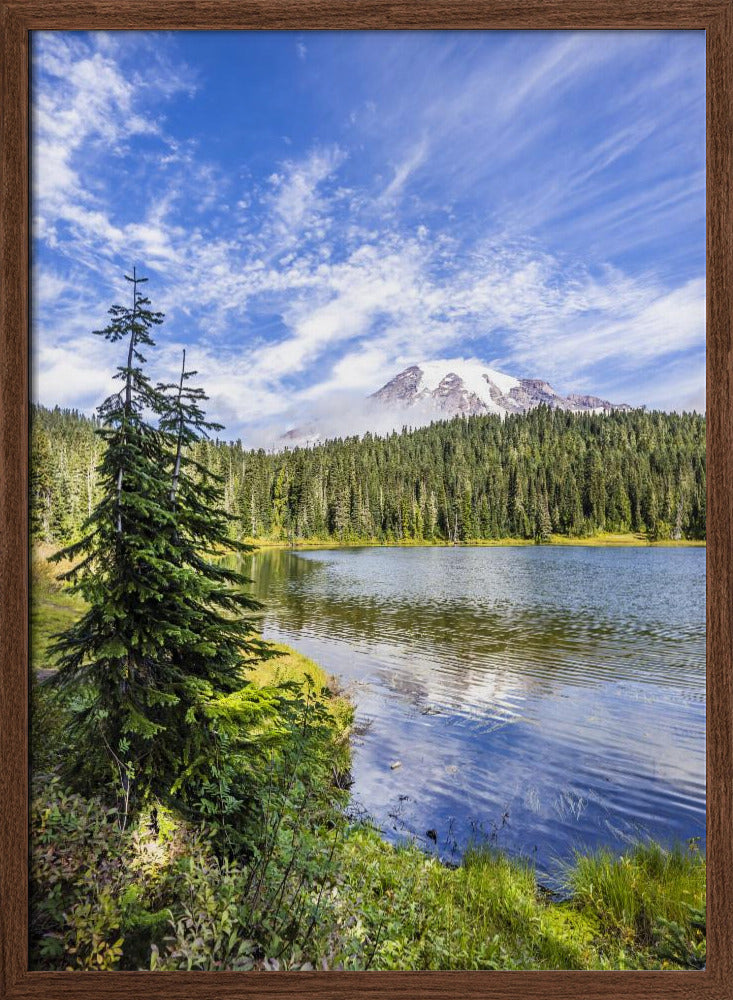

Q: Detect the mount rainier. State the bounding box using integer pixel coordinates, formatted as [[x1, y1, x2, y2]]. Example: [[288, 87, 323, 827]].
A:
[[280, 358, 633, 446], [371, 359, 632, 419]]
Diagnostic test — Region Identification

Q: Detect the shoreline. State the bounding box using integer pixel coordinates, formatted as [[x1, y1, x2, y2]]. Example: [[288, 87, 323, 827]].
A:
[[242, 533, 706, 551]]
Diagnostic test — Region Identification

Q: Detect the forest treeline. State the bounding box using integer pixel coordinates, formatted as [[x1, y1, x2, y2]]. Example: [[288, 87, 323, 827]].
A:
[[32, 403, 706, 545]]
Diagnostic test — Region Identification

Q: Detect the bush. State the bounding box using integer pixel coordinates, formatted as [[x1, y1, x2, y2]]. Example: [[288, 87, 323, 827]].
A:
[[30, 668, 352, 972], [30, 777, 177, 970]]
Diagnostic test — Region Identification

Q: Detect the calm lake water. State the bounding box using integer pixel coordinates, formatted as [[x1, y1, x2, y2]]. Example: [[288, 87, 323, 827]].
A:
[[241, 545, 706, 878]]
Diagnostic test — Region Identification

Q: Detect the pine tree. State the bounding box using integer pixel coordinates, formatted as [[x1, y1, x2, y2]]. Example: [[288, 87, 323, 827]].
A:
[[49, 271, 172, 819], [535, 487, 552, 543], [48, 273, 270, 826], [152, 349, 274, 815]]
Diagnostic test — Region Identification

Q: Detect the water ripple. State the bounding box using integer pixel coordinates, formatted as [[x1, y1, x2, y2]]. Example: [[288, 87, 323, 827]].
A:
[[241, 545, 706, 873]]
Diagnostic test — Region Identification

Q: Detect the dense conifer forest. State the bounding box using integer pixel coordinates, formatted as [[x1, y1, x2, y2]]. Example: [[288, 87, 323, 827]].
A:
[[32, 404, 706, 545]]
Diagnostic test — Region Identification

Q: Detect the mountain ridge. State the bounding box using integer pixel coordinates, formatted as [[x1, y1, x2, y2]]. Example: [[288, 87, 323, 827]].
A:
[[281, 358, 634, 446], [371, 358, 632, 419]]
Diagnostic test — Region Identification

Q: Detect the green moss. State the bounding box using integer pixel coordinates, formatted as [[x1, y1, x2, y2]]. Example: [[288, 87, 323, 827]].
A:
[[246, 643, 353, 747]]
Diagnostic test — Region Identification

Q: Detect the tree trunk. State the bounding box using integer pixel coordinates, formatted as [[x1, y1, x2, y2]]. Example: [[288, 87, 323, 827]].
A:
[[170, 350, 186, 504], [116, 268, 139, 534]]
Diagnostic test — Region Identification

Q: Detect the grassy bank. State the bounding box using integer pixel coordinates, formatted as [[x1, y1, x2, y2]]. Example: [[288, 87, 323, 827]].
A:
[[31, 547, 85, 676], [241, 532, 705, 550], [30, 549, 706, 971], [30, 774, 706, 971], [333, 831, 704, 970]]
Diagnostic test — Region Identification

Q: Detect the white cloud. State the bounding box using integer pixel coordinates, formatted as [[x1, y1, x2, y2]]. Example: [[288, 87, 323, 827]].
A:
[[492, 273, 706, 382], [266, 145, 346, 243], [32, 32, 705, 443], [33, 337, 119, 410], [32, 32, 194, 267], [380, 138, 429, 203]]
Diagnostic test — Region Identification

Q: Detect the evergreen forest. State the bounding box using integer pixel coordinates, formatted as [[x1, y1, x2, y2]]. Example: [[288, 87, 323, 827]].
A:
[[32, 404, 706, 547]]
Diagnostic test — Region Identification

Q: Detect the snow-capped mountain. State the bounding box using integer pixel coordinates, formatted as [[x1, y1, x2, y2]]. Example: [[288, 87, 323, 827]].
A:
[[278, 358, 633, 447], [371, 359, 632, 418]]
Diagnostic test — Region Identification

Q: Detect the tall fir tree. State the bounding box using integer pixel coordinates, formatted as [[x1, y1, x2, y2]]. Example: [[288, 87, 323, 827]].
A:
[[49, 273, 271, 825]]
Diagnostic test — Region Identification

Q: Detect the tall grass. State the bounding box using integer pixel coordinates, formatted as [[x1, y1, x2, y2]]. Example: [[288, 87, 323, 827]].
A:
[[333, 832, 603, 970], [30, 549, 85, 675], [567, 842, 705, 954]]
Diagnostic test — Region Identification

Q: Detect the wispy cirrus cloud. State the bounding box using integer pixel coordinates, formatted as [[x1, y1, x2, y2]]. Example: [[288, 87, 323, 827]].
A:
[[265, 144, 347, 245]]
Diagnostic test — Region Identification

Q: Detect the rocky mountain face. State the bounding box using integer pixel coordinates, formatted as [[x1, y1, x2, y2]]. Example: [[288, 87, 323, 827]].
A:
[[279, 358, 633, 447], [371, 359, 632, 419]]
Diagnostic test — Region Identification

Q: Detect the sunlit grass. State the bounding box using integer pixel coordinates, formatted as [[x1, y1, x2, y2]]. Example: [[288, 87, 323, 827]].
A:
[[334, 830, 597, 969], [245, 642, 353, 772], [333, 829, 705, 970], [240, 533, 704, 550], [31, 548, 85, 674], [566, 841, 706, 944]]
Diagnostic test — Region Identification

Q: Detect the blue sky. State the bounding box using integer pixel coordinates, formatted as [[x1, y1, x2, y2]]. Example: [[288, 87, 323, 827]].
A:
[[32, 30, 706, 444]]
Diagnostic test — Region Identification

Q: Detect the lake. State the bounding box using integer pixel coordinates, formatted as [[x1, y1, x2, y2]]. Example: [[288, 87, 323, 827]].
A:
[[241, 545, 706, 879]]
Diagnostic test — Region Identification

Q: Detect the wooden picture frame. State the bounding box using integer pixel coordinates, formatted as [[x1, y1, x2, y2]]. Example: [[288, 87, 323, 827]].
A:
[[1, 3, 730, 998]]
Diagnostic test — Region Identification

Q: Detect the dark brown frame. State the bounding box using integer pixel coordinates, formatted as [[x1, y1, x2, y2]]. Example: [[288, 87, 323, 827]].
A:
[[1, 3, 730, 998]]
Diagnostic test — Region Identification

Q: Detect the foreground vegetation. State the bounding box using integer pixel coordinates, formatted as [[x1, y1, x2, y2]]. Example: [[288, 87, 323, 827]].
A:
[[30, 769, 706, 972], [32, 549, 705, 971]]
